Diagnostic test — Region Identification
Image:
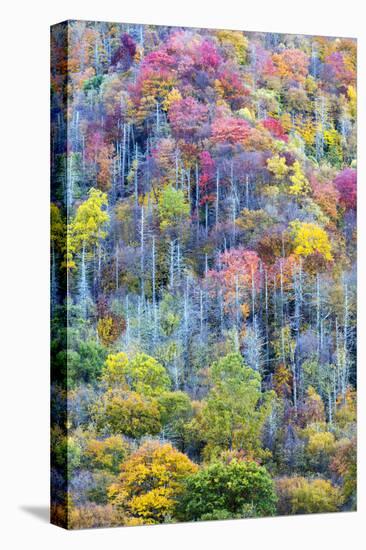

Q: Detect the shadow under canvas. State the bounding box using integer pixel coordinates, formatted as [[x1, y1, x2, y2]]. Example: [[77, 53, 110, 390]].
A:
[[20, 506, 49, 523]]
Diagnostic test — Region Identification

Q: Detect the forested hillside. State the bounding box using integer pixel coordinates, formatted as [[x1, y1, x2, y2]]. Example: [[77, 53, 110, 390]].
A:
[[51, 21, 357, 528]]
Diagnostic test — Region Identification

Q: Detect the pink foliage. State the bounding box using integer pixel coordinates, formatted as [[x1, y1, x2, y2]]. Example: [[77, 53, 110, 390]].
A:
[[198, 39, 222, 69], [166, 31, 222, 71], [85, 129, 104, 161], [311, 176, 340, 218], [217, 67, 250, 109], [333, 168, 357, 210], [324, 52, 354, 88], [200, 151, 216, 178], [208, 248, 263, 301], [251, 44, 276, 77], [199, 151, 216, 204], [262, 117, 288, 142], [142, 50, 176, 71], [219, 248, 261, 275], [168, 97, 208, 140], [166, 31, 193, 55], [211, 116, 251, 145]]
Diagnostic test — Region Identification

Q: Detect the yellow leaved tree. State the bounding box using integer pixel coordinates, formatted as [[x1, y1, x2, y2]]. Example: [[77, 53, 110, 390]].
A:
[[288, 161, 310, 195], [108, 441, 198, 523], [67, 188, 109, 270], [290, 221, 333, 261], [267, 155, 289, 180], [267, 156, 310, 196], [216, 30, 248, 65]]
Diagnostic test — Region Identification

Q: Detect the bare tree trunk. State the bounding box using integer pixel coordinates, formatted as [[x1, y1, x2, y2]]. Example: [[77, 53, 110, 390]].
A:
[[140, 206, 145, 299], [216, 168, 220, 228], [343, 278, 349, 399], [195, 163, 199, 241], [121, 123, 126, 194], [280, 263, 285, 367], [134, 143, 139, 208], [316, 273, 321, 359], [115, 246, 119, 291], [169, 240, 175, 289], [265, 268, 269, 369], [235, 274, 240, 329]]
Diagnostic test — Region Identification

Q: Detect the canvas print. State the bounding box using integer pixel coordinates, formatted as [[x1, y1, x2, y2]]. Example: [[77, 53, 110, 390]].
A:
[[50, 20, 357, 529]]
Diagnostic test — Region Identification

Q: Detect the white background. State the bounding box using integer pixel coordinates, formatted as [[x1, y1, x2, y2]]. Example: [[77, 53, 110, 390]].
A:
[[1, 0, 365, 548]]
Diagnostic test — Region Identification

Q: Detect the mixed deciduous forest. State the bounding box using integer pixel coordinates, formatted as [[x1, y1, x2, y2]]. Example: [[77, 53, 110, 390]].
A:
[[51, 20, 357, 529]]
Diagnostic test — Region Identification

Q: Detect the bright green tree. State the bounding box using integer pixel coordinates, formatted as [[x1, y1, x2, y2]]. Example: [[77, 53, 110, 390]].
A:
[[200, 353, 274, 459], [158, 391, 193, 447], [177, 459, 277, 520], [157, 185, 190, 229]]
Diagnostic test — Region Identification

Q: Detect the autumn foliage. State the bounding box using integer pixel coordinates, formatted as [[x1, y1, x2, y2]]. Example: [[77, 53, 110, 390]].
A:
[[51, 21, 357, 529]]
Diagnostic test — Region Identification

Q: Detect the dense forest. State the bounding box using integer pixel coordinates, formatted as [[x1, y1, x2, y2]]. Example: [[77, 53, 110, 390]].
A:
[[51, 20, 357, 529]]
